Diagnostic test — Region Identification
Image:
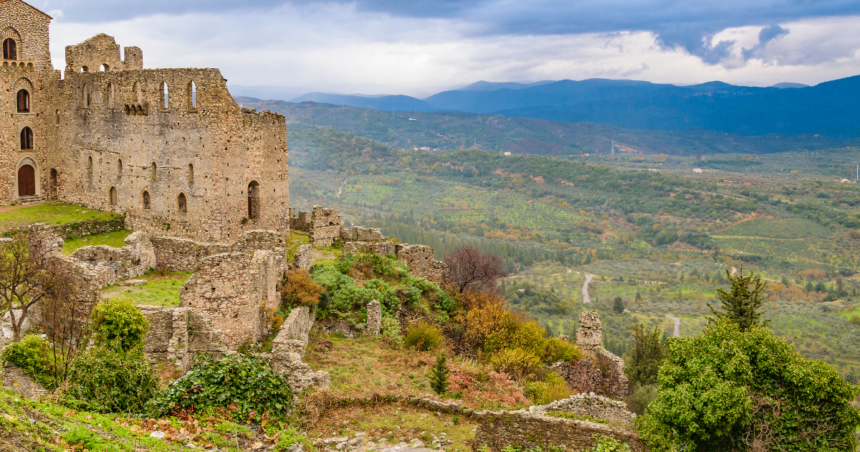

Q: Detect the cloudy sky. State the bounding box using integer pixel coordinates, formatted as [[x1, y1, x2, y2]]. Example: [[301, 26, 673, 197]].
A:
[[37, 0, 860, 98]]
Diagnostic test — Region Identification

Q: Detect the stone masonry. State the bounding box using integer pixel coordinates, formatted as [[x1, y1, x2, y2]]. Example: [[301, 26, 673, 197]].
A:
[[268, 306, 331, 393], [365, 300, 382, 336], [395, 244, 447, 283], [553, 311, 629, 400], [2, 0, 290, 242], [530, 393, 636, 428], [151, 230, 285, 272]]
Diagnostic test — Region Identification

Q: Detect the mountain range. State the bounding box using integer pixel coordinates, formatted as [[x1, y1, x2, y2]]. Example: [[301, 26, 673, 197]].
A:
[[244, 76, 860, 138]]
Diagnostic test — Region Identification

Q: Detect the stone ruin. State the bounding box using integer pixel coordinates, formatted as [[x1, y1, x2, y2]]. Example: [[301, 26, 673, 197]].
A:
[[550, 311, 629, 400], [290, 206, 344, 246], [530, 392, 636, 428], [265, 306, 331, 392]]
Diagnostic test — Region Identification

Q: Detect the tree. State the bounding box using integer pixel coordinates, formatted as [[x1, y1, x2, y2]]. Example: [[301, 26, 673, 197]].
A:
[[625, 324, 664, 387], [613, 297, 625, 314], [0, 232, 69, 341], [444, 244, 507, 293], [640, 320, 860, 452], [428, 355, 450, 396], [707, 268, 768, 332]]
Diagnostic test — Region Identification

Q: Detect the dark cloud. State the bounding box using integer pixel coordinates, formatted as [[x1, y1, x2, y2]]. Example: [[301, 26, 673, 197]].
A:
[[743, 24, 791, 60], [42, 0, 860, 66]]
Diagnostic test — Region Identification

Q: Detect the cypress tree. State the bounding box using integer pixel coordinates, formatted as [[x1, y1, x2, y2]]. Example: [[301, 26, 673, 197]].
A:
[[708, 268, 769, 332], [429, 355, 449, 396], [625, 324, 664, 387]]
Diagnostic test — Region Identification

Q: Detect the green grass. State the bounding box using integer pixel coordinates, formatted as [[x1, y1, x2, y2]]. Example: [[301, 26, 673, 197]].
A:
[[101, 270, 192, 307], [0, 202, 121, 232], [63, 230, 132, 255]]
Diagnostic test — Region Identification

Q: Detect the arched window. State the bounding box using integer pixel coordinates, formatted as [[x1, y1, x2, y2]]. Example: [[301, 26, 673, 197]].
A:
[[162, 82, 169, 109], [20, 127, 33, 150], [16, 89, 29, 113], [81, 66, 88, 72], [151, 162, 157, 180], [248, 181, 260, 219], [106, 83, 114, 107], [133, 82, 142, 103], [3, 38, 16, 60], [100, 64, 109, 71], [109, 187, 118, 206], [82, 83, 91, 107], [142, 190, 151, 210], [87, 156, 93, 184], [188, 81, 197, 110], [54, 109, 60, 125], [177, 193, 187, 214], [117, 159, 123, 179], [188, 163, 194, 184]]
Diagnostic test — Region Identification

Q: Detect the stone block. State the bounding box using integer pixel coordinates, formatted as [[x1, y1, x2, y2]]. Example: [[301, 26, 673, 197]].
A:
[[365, 300, 381, 336]]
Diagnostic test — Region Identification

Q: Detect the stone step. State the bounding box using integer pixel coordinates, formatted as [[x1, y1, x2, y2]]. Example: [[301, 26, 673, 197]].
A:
[[17, 195, 44, 205]]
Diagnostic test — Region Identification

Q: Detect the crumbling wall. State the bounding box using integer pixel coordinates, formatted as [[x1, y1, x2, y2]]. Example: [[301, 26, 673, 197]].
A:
[[292, 244, 312, 270], [308, 206, 343, 246], [2, 363, 48, 399], [269, 306, 331, 392], [365, 300, 381, 336], [395, 244, 447, 283], [554, 311, 628, 400], [70, 231, 156, 280], [178, 250, 284, 350], [473, 410, 645, 452], [151, 230, 285, 272], [341, 226, 384, 242], [140, 305, 229, 369], [343, 240, 395, 256], [530, 393, 636, 428]]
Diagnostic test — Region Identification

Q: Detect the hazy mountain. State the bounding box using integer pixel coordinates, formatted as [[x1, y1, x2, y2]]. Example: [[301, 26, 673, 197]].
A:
[[458, 80, 555, 91], [770, 82, 810, 89], [289, 93, 435, 112], [229, 85, 304, 102]]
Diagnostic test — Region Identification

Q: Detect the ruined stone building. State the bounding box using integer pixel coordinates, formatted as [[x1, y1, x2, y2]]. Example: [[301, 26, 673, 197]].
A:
[[1, 0, 289, 241]]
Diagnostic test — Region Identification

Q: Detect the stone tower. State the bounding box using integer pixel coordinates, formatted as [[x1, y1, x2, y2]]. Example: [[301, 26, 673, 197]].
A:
[[576, 310, 603, 351]]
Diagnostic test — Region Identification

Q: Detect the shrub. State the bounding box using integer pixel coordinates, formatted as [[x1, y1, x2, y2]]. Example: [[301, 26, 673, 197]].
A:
[[489, 348, 541, 380], [61, 426, 103, 450], [537, 337, 581, 364], [280, 268, 322, 309], [147, 353, 293, 423], [627, 384, 659, 415], [380, 316, 403, 345], [1, 334, 56, 391], [404, 321, 444, 351], [276, 427, 315, 452], [89, 297, 150, 351], [429, 355, 450, 396], [525, 371, 572, 405], [63, 342, 158, 413]]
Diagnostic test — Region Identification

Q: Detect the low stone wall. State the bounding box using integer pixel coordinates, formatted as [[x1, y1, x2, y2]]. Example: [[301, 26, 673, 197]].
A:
[[309, 207, 343, 246], [2, 362, 48, 399], [140, 306, 229, 369], [269, 307, 331, 393], [3, 216, 126, 240], [473, 410, 646, 452], [70, 231, 157, 280], [530, 393, 636, 428], [343, 240, 395, 256], [395, 244, 447, 283], [178, 250, 284, 350], [341, 226, 384, 242], [151, 230, 286, 272], [273, 306, 315, 356]]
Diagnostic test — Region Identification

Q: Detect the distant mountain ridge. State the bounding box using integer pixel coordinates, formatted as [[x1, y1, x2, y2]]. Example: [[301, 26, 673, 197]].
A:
[[242, 75, 860, 138]]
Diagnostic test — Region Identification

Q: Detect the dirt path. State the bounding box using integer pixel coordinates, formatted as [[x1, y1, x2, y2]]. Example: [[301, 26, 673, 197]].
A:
[[582, 273, 595, 303], [337, 179, 347, 198], [665, 315, 681, 337], [0, 202, 43, 213]]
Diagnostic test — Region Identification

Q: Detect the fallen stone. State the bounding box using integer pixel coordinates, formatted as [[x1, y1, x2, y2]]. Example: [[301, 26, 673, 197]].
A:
[[150, 431, 166, 439], [125, 279, 147, 286]]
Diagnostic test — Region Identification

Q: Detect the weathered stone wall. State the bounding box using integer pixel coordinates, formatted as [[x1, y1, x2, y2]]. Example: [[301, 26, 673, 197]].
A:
[[178, 250, 284, 349], [70, 230, 156, 280], [151, 229, 285, 272], [273, 306, 315, 356], [64, 33, 141, 73], [343, 240, 395, 256], [555, 311, 629, 400], [472, 410, 646, 452], [269, 306, 331, 392], [341, 226, 384, 242], [530, 393, 636, 428], [140, 305, 229, 369], [292, 243, 312, 270], [309, 206, 343, 246], [365, 300, 381, 336], [395, 244, 447, 283], [2, 362, 48, 399]]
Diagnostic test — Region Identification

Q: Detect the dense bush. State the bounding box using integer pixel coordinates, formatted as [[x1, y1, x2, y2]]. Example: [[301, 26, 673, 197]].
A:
[[147, 353, 293, 423], [404, 321, 444, 351], [63, 342, 157, 414], [279, 268, 322, 310], [641, 320, 860, 452], [1, 334, 56, 391], [89, 297, 150, 351], [525, 371, 572, 405], [380, 317, 403, 345]]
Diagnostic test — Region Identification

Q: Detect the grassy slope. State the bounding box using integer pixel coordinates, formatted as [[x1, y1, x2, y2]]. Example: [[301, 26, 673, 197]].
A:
[[63, 230, 132, 255], [0, 203, 121, 233], [101, 271, 192, 308]]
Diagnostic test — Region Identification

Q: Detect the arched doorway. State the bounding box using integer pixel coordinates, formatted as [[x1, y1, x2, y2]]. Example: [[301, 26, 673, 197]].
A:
[[248, 181, 260, 219], [109, 187, 118, 206], [18, 165, 35, 196]]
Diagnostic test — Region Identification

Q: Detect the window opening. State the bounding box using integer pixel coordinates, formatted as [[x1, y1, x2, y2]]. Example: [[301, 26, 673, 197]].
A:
[[117, 159, 123, 179], [20, 127, 33, 150], [188, 163, 194, 183], [162, 82, 169, 109], [248, 181, 260, 219], [81, 66, 88, 72], [151, 162, 157, 180], [133, 82, 142, 103], [107, 83, 114, 107], [87, 156, 93, 184], [100, 64, 109, 71], [55, 109, 60, 125], [17, 165, 35, 196], [188, 81, 197, 109], [142, 191, 151, 210], [16, 89, 29, 113], [109, 187, 118, 206], [83, 84, 91, 107], [3, 38, 16, 60], [178, 193, 187, 214]]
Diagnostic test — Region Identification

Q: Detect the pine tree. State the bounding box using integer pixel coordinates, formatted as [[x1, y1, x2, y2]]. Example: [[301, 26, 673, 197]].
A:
[[635, 290, 642, 302], [613, 297, 625, 314], [429, 355, 449, 396], [708, 268, 769, 332], [625, 324, 664, 387]]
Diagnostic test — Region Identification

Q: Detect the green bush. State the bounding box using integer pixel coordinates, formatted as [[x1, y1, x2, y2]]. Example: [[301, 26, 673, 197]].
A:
[[147, 353, 293, 423], [0, 334, 56, 391], [525, 371, 572, 405], [380, 317, 403, 345], [64, 342, 158, 414], [627, 384, 659, 415], [89, 297, 150, 351], [276, 427, 315, 451], [404, 321, 443, 351]]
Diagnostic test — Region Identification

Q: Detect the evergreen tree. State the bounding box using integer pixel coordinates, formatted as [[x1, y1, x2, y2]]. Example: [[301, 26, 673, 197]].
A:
[[613, 297, 625, 314], [428, 355, 449, 396], [635, 290, 642, 302], [625, 324, 664, 387], [707, 268, 769, 332]]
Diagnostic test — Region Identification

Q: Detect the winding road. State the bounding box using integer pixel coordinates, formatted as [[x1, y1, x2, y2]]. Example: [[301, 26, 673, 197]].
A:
[[581, 273, 595, 303], [665, 315, 681, 337]]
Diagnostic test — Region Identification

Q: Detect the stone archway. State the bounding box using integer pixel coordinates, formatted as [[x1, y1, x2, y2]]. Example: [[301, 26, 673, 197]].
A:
[[18, 164, 35, 196]]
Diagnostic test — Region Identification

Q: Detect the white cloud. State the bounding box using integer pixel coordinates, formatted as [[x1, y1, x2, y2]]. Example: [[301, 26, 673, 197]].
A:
[[48, 6, 860, 97]]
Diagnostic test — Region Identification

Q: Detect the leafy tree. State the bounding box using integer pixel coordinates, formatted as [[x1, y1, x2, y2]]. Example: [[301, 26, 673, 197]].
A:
[[640, 320, 860, 452], [625, 324, 664, 388], [708, 268, 768, 332], [428, 355, 450, 396], [613, 297, 625, 314], [280, 268, 322, 309]]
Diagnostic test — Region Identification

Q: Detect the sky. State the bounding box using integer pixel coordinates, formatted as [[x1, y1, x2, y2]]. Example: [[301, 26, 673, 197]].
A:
[[37, 0, 860, 98]]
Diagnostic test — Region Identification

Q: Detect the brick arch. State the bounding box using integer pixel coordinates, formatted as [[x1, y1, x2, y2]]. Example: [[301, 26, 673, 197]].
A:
[[13, 77, 34, 92], [1, 27, 22, 40]]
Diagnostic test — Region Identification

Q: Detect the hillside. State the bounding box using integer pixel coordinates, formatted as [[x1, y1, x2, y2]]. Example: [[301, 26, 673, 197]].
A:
[[236, 98, 859, 156]]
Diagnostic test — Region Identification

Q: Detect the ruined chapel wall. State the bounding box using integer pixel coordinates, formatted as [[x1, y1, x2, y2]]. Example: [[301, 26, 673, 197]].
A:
[[50, 68, 289, 242], [64, 34, 131, 74], [150, 230, 285, 272]]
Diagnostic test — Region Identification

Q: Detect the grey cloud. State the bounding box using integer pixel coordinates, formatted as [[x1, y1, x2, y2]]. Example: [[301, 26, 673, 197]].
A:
[[743, 24, 790, 61]]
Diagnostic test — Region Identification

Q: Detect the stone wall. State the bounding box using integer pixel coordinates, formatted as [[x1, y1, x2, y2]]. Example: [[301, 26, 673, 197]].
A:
[[292, 244, 312, 270], [472, 410, 646, 452], [269, 306, 331, 393], [151, 229, 285, 272], [365, 300, 381, 336], [395, 244, 447, 283], [343, 240, 395, 256], [178, 250, 285, 350], [139, 305, 229, 369], [308, 206, 343, 246], [341, 226, 384, 242], [530, 393, 636, 428], [2, 362, 48, 399], [553, 311, 629, 400], [70, 230, 156, 280]]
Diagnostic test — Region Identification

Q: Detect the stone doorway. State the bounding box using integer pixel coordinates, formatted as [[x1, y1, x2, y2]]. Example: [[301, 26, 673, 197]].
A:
[[18, 165, 35, 196]]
